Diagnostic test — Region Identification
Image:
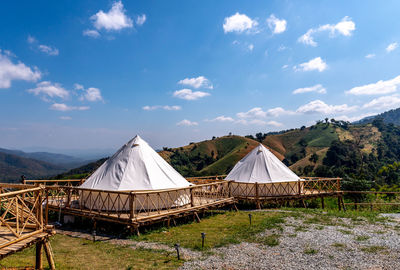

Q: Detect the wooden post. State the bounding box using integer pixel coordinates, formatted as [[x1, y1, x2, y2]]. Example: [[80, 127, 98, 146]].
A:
[[45, 189, 49, 225], [228, 181, 232, 198], [321, 196, 325, 209], [190, 187, 194, 207], [35, 241, 43, 270], [354, 197, 357, 210], [298, 180, 301, 195], [255, 182, 261, 209], [129, 192, 134, 220], [338, 195, 342, 211], [43, 240, 56, 270], [66, 188, 72, 207]]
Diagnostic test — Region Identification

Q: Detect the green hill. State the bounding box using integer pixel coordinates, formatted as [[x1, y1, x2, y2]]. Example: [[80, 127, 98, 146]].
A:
[[0, 152, 65, 182]]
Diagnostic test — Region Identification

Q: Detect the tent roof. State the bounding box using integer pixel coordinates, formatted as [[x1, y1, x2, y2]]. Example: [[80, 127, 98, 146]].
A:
[[80, 135, 191, 191], [225, 143, 300, 183]]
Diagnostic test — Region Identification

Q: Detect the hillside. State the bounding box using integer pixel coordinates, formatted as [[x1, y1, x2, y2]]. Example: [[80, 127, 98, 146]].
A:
[[357, 107, 400, 125], [0, 152, 65, 182], [0, 148, 85, 167]]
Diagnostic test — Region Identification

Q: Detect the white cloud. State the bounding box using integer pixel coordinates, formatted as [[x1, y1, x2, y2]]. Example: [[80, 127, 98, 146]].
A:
[[50, 103, 90, 111], [178, 76, 213, 89], [206, 116, 234, 122], [363, 95, 400, 110], [173, 89, 210, 100], [237, 107, 267, 118], [83, 29, 101, 38], [142, 105, 181, 111], [59, 116, 72, 120], [293, 84, 327, 94], [297, 100, 357, 114], [27, 35, 36, 44], [282, 64, 289, 69], [266, 107, 296, 117], [176, 119, 198, 126], [266, 14, 287, 34], [294, 57, 327, 72], [267, 120, 283, 127], [336, 113, 376, 122], [298, 16, 355, 46], [0, 50, 41, 88], [278, 45, 287, 51], [365, 54, 375, 59], [74, 83, 84, 90], [248, 44, 254, 51], [223, 12, 258, 33], [91, 1, 133, 31], [345, 75, 400, 95], [38, 45, 59, 56], [84, 87, 103, 102], [136, 14, 146, 26], [386, 42, 398, 53], [27, 81, 69, 99]]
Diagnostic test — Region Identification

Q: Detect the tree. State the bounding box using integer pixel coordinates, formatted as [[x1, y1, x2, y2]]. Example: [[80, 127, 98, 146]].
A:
[[309, 153, 319, 163]]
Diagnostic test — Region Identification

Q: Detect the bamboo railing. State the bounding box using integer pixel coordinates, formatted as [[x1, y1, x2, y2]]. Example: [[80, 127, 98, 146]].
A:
[[24, 179, 84, 186], [42, 181, 232, 222], [0, 186, 46, 249], [342, 190, 400, 210]]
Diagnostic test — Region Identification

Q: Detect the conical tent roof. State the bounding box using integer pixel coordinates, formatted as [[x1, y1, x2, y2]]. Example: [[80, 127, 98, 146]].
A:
[[80, 135, 191, 191], [225, 144, 300, 183]]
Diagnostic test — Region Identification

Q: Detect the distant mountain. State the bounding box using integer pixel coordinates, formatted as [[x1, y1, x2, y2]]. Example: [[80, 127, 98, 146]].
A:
[[52, 157, 109, 180], [357, 107, 400, 125], [0, 152, 66, 182]]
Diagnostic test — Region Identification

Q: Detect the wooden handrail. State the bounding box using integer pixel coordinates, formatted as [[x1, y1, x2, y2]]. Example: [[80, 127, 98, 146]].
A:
[[0, 187, 42, 198]]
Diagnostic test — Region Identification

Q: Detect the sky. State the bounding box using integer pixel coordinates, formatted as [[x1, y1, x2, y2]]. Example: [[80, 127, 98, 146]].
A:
[[1, 0, 400, 154]]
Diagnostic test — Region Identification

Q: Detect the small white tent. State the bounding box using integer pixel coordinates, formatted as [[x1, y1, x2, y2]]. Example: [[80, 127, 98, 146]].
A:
[[79, 135, 191, 211], [225, 144, 303, 196]]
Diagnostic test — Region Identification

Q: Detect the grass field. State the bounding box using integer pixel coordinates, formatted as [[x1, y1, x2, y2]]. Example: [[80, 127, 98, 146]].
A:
[[0, 234, 182, 270]]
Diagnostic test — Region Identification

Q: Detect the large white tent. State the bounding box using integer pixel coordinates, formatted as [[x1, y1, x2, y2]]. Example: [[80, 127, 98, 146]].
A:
[[79, 135, 191, 211], [225, 144, 303, 196]]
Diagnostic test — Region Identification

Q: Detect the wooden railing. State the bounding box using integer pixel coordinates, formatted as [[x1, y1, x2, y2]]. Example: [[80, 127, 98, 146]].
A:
[[343, 190, 400, 210], [43, 181, 232, 221], [24, 179, 84, 186], [0, 186, 46, 249], [186, 175, 227, 185]]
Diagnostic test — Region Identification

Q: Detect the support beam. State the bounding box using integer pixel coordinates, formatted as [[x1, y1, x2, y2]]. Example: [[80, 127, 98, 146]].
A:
[[35, 241, 43, 270], [321, 196, 325, 209], [43, 240, 56, 270], [338, 196, 342, 211]]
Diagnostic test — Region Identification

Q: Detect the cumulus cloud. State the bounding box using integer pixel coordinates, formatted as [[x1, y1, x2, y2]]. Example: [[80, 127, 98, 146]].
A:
[[0, 50, 41, 88], [178, 76, 213, 89], [345, 75, 400, 95], [363, 95, 400, 110], [296, 100, 357, 114], [142, 105, 181, 111], [176, 119, 198, 126], [293, 84, 326, 94], [84, 87, 103, 102], [83, 29, 101, 38], [248, 44, 254, 51], [27, 81, 69, 99], [173, 89, 210, 100], [335, 113, 376, 122], [365, 54, 375, 59], [38, 45, 59, 56], [206, 116, 234, 122], [237, 107, 267, 118], [298, 16, 355, 46], [223, 13, 258, 33], [267, 120, 283, 127], [74, 83, 84, 90], [386, 42, 398, 53], [90, 1, 133, 31], [136, 14, 146, 26], [294, 57, 327, 72], [50, 103, 90, 111], [266, 14, 287, 34], [266, 107, 296, 117]]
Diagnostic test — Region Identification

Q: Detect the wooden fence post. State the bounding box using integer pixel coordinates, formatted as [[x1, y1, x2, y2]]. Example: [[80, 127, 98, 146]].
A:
[[321, 196, 325, 209], [190, 187, 194, 207], [35, 241, 43, 269], [338, 195, 342, 211], [298, 180, 301, 195], [228, 181, 232, 198], [255, 182, 261, 209], [129, 192, 135, 220]]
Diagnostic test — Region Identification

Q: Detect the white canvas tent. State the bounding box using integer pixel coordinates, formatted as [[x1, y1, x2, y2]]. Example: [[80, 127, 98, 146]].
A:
[[79, 135, 191, 211], [225, 144, 303, 196]]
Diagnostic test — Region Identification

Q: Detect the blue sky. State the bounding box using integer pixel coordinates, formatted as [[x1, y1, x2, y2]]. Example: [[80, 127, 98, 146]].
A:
[[1, 0, 400, 154]]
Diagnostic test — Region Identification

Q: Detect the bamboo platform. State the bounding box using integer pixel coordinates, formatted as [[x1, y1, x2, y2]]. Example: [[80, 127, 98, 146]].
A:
[[0, 186, 56, 269]]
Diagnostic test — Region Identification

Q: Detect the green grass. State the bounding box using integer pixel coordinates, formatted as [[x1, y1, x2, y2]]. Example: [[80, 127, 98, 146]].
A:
[[304, 247, 319, 254], [355, 235, 370, 241], [331, 243, 346, 250], [131, 211, 288, 250], [258, 234, 280, 247], [0, 234, 182, 270], [337, 229, 353, 235], [360, 245, 387, 253]]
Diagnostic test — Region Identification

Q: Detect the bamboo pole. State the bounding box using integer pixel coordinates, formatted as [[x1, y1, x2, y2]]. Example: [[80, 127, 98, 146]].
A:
[[35, 241, 43, 270], [43, 240, 56, 270]]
